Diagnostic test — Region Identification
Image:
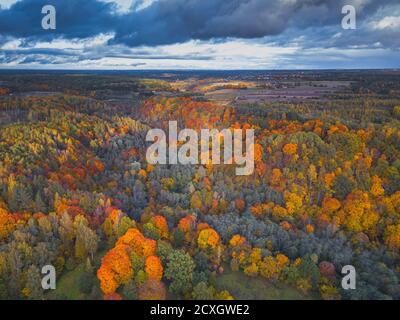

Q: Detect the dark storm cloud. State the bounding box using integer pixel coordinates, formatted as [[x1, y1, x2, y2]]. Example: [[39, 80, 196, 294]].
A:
[[0, 0, 116, 39], [111, 0, 398, 46], [0, 0, 398, 48]]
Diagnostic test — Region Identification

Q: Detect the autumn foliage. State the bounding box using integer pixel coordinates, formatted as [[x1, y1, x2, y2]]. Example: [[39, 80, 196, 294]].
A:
[[145, 256, 163, 281], [98, 228, 159, 294], [0, 208, 15, 240], [198, 228, 220, 250], [97, 244, 133, 294]]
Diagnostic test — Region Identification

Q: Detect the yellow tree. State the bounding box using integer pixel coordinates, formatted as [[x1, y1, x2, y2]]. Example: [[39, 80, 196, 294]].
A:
[[370, 176, 384, 197]]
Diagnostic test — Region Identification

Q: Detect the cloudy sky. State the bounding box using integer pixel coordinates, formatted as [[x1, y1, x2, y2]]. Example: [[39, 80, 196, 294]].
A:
[[0, 0, 399, 69]]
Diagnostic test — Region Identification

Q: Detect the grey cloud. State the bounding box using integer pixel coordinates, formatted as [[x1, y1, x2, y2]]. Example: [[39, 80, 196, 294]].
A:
[[1, 0, 398, 47], [111, 0, 400, 46], [1, 0, 399, 69]]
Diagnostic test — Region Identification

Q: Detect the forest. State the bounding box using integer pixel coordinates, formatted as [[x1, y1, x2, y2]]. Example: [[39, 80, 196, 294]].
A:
[[0, 70, 399, 300]]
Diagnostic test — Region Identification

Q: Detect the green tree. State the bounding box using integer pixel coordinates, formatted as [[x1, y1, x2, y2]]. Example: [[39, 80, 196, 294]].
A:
[[34, 192, 47, 213], [79, 272, 95, 295], [25, 265, 43, 300], [192, 282, 215, 300], [333, 175, 354, 200], [122, 280, 137, 300], [393, 106, 400, 119], [165, 250, 195, 295], [143, 222, 161, 240], [117, 216, 136, 237], [172, 229, 185, 248], [156, 240, 173, 265], [75, 223, 99, 261]]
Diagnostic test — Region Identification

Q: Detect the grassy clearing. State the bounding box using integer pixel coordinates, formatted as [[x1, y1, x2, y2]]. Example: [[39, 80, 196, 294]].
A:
[[47, 264, 87, 300], [214, 268, 312, 300], [47, 247, 108, 300]]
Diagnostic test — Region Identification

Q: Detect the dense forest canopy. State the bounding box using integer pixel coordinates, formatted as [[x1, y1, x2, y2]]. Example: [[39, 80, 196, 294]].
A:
[[0, 70, 399, 300]]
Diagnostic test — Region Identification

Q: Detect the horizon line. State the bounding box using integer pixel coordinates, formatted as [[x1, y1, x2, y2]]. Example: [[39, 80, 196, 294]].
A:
[[0, 68, 399, 72]]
